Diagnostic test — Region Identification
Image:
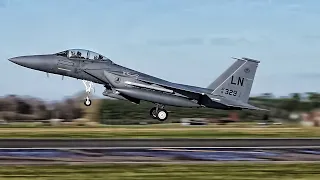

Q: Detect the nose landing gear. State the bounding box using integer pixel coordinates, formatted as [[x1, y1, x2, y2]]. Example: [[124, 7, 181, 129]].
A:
[[84, 96, 92, 106], [149, 104, 168, 121], [82, 80, 95, 106]]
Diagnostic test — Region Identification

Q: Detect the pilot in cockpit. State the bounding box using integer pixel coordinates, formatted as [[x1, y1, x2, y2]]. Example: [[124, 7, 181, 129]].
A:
[[76, 51, 82, 58], [70, 51, 76, 58]]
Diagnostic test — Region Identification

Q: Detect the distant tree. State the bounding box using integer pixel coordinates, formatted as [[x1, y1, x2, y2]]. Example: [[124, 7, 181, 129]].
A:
[[62, 106, 73, 121], [279, 99, 296, 113], [36, 103, 50, 120], [0, 99, 4, 111], [16, 99, 32, 114], [290, 93, 301, 102], [72, 107, 84, 119], [276, 93, 302, 113], [2, 96, 17, 111], [306, 92, 320, 109]]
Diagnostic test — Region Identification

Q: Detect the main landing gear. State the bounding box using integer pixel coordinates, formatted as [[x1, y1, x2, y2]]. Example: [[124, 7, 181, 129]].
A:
[[82, 80, 95, 106], [149, 104, 168, 121]]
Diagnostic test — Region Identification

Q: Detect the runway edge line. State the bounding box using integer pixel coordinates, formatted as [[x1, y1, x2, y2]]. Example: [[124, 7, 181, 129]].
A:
[[0, 138, 320, 148]]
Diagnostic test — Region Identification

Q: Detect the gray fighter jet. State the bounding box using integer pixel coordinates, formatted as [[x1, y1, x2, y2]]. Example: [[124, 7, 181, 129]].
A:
[[8, 49, 267, 121]]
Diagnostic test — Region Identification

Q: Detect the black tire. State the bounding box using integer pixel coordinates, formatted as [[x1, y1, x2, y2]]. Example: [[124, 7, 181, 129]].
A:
[[84, 98, 92, 106]]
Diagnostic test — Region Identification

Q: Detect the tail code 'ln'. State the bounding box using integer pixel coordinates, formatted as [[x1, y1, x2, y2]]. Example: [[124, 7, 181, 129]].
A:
[[209, 57, 260, 103]]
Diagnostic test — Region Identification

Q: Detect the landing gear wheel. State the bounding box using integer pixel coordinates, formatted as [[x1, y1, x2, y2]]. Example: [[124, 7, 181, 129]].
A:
[[149, 107, 157, 119], [84, 97, 92, 106], [156, 109, 168, 121]]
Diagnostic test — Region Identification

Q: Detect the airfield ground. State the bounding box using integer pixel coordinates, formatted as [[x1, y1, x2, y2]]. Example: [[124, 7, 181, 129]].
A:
[[0, 123, 318, 138], [0, 123, 318, 179], [1, 163, 319, 180]]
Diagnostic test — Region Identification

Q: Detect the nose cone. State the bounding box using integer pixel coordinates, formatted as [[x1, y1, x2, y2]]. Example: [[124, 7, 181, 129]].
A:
[[9, 57, 25, 65], [9, 56, 39, 68], [8, 55, 55, 71]]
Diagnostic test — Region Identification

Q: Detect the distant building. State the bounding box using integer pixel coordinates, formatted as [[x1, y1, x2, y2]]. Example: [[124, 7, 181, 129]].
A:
[[289, 113, 300, 120], [300, 109, 320, 127]]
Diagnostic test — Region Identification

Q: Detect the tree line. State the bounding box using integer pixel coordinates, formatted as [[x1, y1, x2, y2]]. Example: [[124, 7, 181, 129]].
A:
[[97, 92, 320, 124], [0, 95, 84, 122], [1, 92, 319, 124]]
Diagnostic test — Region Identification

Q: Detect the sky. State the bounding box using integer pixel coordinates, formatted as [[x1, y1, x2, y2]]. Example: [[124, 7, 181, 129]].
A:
[[1, 0, 320, 101]]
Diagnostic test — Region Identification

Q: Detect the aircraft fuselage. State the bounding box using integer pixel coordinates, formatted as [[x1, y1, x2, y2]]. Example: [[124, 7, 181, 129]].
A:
[[8, 52, 212, 107]]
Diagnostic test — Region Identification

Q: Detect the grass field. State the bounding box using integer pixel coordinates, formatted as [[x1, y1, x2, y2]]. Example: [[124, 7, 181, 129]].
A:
[[0, 163, 319, 180], [0, 124, 318, 138]]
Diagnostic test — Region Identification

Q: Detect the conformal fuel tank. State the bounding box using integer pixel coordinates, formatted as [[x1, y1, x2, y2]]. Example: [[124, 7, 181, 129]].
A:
[[116, 88, 201, 107]]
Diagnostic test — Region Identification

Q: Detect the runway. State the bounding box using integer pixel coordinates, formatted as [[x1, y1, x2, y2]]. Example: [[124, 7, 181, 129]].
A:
[[0, 138, 320, 148], [0, 138, 319, 165], [0, 147, 319, 165]]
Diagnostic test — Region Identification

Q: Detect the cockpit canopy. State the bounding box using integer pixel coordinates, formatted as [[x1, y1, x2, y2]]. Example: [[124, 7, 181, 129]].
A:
[[55, 49, 112, 63]]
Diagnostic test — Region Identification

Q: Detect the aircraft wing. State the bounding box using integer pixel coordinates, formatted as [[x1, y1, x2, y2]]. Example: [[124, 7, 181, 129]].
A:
[[136, 76, 209, 95]]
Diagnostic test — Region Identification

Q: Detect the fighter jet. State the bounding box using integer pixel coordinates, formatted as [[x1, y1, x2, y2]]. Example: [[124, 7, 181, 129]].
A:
[[8, 49, 267, 121]]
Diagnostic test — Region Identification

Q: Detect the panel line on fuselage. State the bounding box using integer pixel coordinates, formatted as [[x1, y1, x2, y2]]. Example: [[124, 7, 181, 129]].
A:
[[57, 67, 71, 72]]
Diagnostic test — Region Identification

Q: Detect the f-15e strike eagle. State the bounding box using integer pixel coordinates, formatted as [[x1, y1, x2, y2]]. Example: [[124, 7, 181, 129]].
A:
[[9, 49, 267, 121]]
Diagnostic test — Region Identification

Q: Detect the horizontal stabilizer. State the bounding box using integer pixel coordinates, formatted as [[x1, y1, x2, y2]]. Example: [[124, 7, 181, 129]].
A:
[[207, 94, 269, 111], [230, 102, 269, 111]]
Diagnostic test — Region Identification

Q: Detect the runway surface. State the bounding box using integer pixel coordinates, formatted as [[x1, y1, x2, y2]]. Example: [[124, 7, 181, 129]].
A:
[[0, 138, 319, 164], [1, 138, 320, 148], [0, 147, 319, 165]]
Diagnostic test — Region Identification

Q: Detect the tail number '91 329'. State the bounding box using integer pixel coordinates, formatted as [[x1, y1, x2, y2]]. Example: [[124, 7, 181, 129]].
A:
[[221, 88, 237, 96]]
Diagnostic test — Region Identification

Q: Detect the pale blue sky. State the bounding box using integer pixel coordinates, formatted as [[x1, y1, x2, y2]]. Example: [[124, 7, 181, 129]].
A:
[[1, 0, 320, 100]]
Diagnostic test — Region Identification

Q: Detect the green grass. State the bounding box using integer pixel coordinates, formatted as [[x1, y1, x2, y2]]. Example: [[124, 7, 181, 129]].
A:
[[0, 163, 319, 180], [0, 125, 318, 138]]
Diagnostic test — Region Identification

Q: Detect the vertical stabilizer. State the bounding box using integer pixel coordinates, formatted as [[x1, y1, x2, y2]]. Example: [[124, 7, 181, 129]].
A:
[[211, 57, 260, 103], [207, 59, 245, 90]]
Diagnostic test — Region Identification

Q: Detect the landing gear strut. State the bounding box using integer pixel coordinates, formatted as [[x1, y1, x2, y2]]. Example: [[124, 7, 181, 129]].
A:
[[149, 104, 168, 121], [82, 80, 95, 106]]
